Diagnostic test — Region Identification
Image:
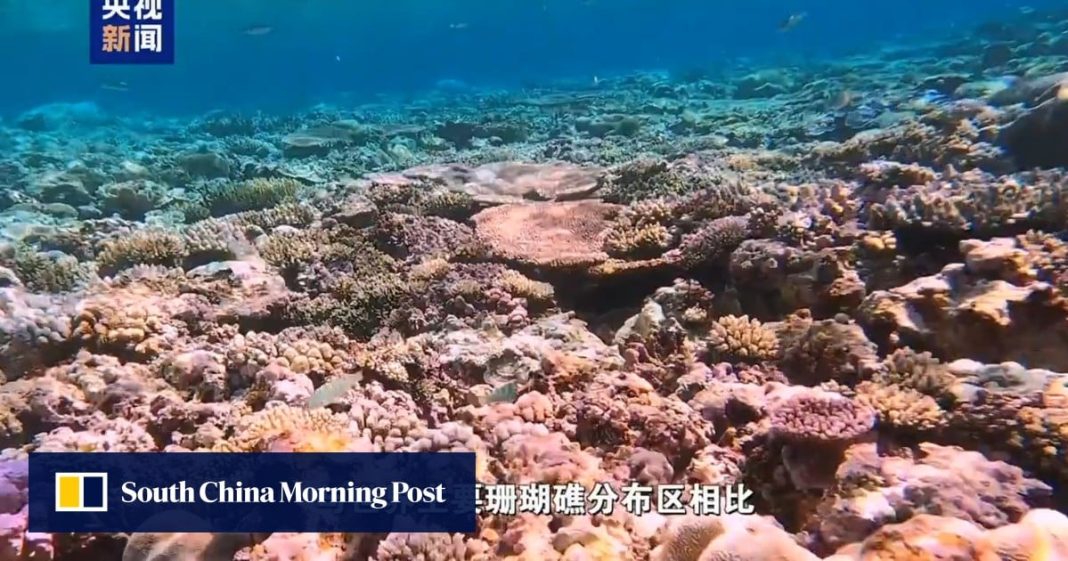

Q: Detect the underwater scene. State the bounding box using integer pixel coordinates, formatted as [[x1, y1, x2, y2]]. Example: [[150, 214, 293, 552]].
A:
[[2, 0, 1068, 559]]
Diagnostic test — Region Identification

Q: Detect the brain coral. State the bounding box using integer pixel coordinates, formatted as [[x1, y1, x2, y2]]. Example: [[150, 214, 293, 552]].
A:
[[652, 515, 820, 561], [471, 200, 620, 268]]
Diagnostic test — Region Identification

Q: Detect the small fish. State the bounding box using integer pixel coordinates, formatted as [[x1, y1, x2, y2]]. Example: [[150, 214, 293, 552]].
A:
[[335, 55, 342, 62], [242, 25, 273, 36], [100, 81, 130, 92], [592, 75, 601, 87], [306, 374, 362, 409], [779, 12, 807, 32], [448, 22, 469, 30], [487, 381, 519, 404], [1019, 6, 1035, 15]]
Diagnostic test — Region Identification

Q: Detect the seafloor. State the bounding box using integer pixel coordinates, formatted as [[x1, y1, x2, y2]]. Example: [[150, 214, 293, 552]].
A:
[[2, 8, 1068, 561]]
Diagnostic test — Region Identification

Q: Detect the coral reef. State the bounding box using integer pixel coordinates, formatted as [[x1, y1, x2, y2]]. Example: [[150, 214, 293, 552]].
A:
[[3, 9, 1068, 561]]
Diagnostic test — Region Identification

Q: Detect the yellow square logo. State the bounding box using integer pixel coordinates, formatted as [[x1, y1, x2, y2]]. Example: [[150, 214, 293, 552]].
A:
[[54, 473, 108, 512]]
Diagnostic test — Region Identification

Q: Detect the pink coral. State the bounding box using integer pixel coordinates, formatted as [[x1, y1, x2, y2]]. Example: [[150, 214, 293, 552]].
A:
[[471, 201, 619, 268], [769, 392, 875, 445]]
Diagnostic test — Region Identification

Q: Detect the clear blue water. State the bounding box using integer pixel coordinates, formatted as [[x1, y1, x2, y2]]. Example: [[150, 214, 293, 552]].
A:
[[0, 0, 1060, 116]]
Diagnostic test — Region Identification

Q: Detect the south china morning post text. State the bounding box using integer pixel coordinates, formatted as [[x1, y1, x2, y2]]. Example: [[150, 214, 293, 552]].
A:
[[119, 479, 444, 509], [28, 453, 476, 533]]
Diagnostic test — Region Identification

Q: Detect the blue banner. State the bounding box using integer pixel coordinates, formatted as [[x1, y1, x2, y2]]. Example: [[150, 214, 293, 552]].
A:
[[89, 0, 175, 64], [29, 453, 476, 533]]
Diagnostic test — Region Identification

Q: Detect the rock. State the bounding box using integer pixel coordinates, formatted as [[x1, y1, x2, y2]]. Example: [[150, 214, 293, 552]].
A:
[[178, 151, 231, 179], [30, 171, 92, 206], [363, 161, 606, 205], [39, 203, 78, 219], [809, 442, 1051, 552], [859, 253, 1068, 370], [77, 205, 103, 220], [614, 301, 667, 345], [99, 180, 165, 220], [332, 196, 377, 228], [575, 115, 642, 138], [734, 70, 794, 99], [281, 126, 358, 158], [988, 71, 1068, 106], [1000, 91, 1068, 168], [186, 260, 289, 325]]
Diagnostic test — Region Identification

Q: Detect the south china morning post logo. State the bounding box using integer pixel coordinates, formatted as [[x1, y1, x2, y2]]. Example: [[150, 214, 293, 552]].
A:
[[90, 0, 175, 64], [29, 453, 476, 533], [54, 473, 108, 513]]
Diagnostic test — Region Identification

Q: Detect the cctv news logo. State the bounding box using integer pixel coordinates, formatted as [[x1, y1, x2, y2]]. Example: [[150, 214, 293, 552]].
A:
[[55, 473, 109, 512]]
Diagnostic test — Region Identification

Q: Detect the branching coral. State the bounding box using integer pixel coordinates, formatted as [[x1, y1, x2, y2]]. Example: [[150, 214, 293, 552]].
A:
[[213, 404, 357, 452], [866, 168, 1068, 235], [375, 212, 476, 261], [665, 216, 750, 268], [875, 348, 955, 397], [70, 286, 190, 357], [573, 371, 712, 463], [284, 271, 410, 339], [9, 247, 94, 293], [256, 230, 321, 272], [778, 313, 879, 386], [603, 221, 673, 259], [202, 177, 301, 217], [95, 229, 188, 276], [704, 315, 780, 364], [602, 200, 676, 259], [854, 381, 946, 432], [767, 389, 877, 492]]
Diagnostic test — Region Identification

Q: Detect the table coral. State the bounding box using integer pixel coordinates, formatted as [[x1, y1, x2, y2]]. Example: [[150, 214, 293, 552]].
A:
[[472, 201, 619, 269]]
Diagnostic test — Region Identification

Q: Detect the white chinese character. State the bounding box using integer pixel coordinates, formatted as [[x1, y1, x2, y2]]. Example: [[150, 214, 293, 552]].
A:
[[620, 482, 653, 516], [134, 0, 163, 20], [656, 485, 687, 515], [587, 482, 618, 516], [101, 0, 131, 20], [134, 24, 162, 53], [722, 484, 755, 515], [518, 484, 551, 515], [690, 484, 721, 516], [484, 484, 518, 516], [473, 484, 485, 514], [552, 483, 587, 516]]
